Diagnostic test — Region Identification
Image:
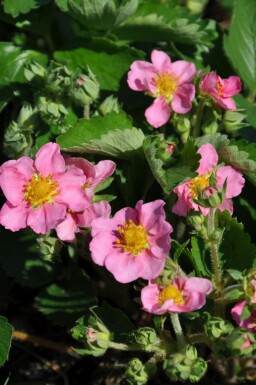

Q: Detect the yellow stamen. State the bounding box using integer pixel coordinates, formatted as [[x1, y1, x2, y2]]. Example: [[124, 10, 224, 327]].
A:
[[154, 72, 179, 101], [189, 172, 211, 199], [24, 174, 60, 208], [116, 219, 149, 255], [217, 80, 224, 97], [158, 285, 184, 306], [82, 182, 91, 190]]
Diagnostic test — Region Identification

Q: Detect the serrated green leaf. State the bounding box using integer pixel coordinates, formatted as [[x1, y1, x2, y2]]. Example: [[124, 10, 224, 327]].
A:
[[54, 42, 144, 91], [36, 266, 97, 327], [0, 316, 12, 366], [218, 139, 256, 173], [0, 43, 47, 88], [143, 135, 168, 191], [0, 229, 60, 288], [217, 211, 256, 270], [195, 133, 230, 150], [166, 139, 200, 191], [224, 0, 256, 93], [2, 0, 50, 18], [190, 237, 211, 277]]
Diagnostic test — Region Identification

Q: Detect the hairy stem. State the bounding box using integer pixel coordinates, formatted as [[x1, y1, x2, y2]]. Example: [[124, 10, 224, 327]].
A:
[[208, 208, 222, 295], [170, 313, 186, 351], [83, 104, 90, 119]]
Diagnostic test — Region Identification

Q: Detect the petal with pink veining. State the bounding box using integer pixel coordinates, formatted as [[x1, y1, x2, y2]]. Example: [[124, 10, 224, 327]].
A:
[[222, 76, 242, 97], [171, 61, 196, 83], [145, 97, 170, 128], [216, 166, 245, 198], [90, 231, 117, 265], [151, 50, 172, 73], [0, 168, 27, 206], [197, 143, 218, 174], [35, 142, 65, 175], [139, 250, 166, 280], [105, 251, 144, 283], [0, 201, 29, 231], [171, 83, 195, 114], [56, 213, 78, 242], [127, 60, 157, 91], [27, 203, 66, 234]]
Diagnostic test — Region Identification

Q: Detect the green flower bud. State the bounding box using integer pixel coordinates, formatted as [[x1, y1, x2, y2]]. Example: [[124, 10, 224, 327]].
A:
[[173, 115, 191, 134], [204, 315, 234, 341], [163, 346, 207, 383], [37, 96, 68, 125], [17, 104, 39, 131], [24, 60, 46, 83], [193, 178, 227, 209], [228, 329, 255, 357], [187, 0, 207, 14], [244, 269, 256, 307], [98, 95, 120, 115], [223, 109, 248, 133], [82, 314, 110, 357], [45, 61, 72, 94], [70, 67, 99, 106], [37, 235, 62, 261], [4, 121, 32, 158], [187, 212, 205, 231], [128, 327, 159, 352], [125, 358, 148, 385]]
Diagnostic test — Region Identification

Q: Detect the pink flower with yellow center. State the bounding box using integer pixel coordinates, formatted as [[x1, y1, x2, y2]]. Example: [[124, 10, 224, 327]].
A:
[[0, 142, 89, 234], [231, 301, 256, 332], [127, 50, 196, 128], [89, 200, 173, 283], [141, 276, 212, 315], [172, 143, 245, 217], [200, 71, 241, 110]]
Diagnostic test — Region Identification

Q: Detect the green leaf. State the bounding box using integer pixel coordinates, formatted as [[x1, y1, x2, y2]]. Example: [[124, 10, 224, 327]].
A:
[[165, 138, 200, 191], [0, 229, 60, 288], [54, 41, 144, 91], [218, 139, 256, 173], [195, 133, 230, 150], [172, 240, 190, 262], [2, 0, 50, 18], [36, 266, 97, 327], [57, 111, 133, 153], [0, 43, 47, 88], [55, 0, 68, 12], [218, 211, 256, 270], [0, 316, 12, 366], [224, 0, 256, 93], [190, 237, 211, 277], [143, 135, 168, 191]]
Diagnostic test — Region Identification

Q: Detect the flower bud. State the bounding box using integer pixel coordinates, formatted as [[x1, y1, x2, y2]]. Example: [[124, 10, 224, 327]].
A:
[[17, 104, 39, 131], [37, 96, 68, 125], [128, 327, 159, 351], [24, 60, 46, 83], [125, 358, 148, 385], [70, 67, 99, 106], [98, 95, 120, 115], [193, 178, 227, 209], [37, 235, 62, 261], [4, 121, 32, 158], [204, 315, 234, 341], [187, 211, 205, 231], [45, 61, 72, 94], [223, 109, 248, 133], [244, 269, 256, 307], [173, 115, 191, 134], [163, 346, 207, 383], [228, 329, 255, 357]]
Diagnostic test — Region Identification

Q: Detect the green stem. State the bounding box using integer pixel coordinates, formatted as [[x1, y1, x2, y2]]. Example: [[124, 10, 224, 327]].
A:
[[208, 208, 222, 295], [108, 341, 161, 353], [83, 104, 90, 119], [170, 313, 186, 351], [192, 98, 204, 138], [189, 333, 211, 348]]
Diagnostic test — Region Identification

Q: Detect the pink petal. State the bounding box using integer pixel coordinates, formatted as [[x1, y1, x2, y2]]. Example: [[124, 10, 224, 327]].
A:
[[217, 198, 233, 214], [90, 217, 118, 237], [79, 201, 111, 228], [112, 206, 138, 226], [197, 143, 218, 174], [141, 284, 162, 314], [27, 203, 66, 234], [105, 251, 144, 283], [139, 250, 166, 280], [0, 201, 29, 231], [216, 166, 245, 198], [151, 50, 172, 73], [56, 213, 78, 242], [184, 277, 212, 294], [172, 183, 193, 217], [176, 291, 206, 312], [171, 61, 196, 83], [35, 142, 65, 175], [171, 84, 195, 114], [231, 301, 246, 327], [214, 96, 236, 110], [89, 231, 117, 266], [1, 157, 35, 179], [145, 97, 171, 128], [222, 76, 242, 97], [200, 72, 218, 94], [0, 168, 27, 206], [127, 60, 157, 91], [136, 199, 165, 232]]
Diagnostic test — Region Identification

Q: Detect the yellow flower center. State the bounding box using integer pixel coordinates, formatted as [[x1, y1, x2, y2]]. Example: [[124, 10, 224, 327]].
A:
[[158, 285, 184, 306], [116, 219, 149, 255], [189, 172, 211, 199], [82, 182, 91, 190], [154, 72, 179, 101], [24, 174, 60, 208], [217, 80, 224, 97]]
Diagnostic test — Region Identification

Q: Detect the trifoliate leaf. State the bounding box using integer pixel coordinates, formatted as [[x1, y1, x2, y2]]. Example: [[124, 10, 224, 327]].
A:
[[0, 316, 12, 366]]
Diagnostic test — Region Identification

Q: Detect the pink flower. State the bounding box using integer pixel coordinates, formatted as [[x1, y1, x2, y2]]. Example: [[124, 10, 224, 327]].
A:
[[141, 276, 212, 315], [172, 143, 245, 216], [127, 50, 196, 128], [89, 200, 173, 283], [55, 157, 116, 242], [200, 72, 241, 110], [231, 301, 256, 332], [0, 142, 89, 234]]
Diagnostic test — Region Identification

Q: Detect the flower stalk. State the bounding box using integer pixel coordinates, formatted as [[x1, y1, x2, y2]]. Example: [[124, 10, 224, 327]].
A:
[[170, 313, 186, 351]]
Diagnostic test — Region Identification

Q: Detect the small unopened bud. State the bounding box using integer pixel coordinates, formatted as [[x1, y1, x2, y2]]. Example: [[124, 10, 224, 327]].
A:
[[204, 315, 234, 341], [98, 95, 120, 115], [17, 104, 38, 131], [37, 235, 62, 261], [223, 109, 248, 133], [125, 358, 148, 385], [187, 212, 205, 231], [24, 60, 46, 83], [193, 178, 227, 209], [71, 67, 99, 106], [128, 327, 159, 352], [229, 329, 255, 357], [37, 96, 68, 125], [163, 346, 207, 383], [4, 121, 32, 158], [45, 61, 72, 94]]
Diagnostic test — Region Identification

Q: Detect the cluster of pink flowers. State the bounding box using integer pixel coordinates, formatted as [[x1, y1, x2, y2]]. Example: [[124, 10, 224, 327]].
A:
[[0, 142, 115, 241], [127, 50, 241, 128]]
